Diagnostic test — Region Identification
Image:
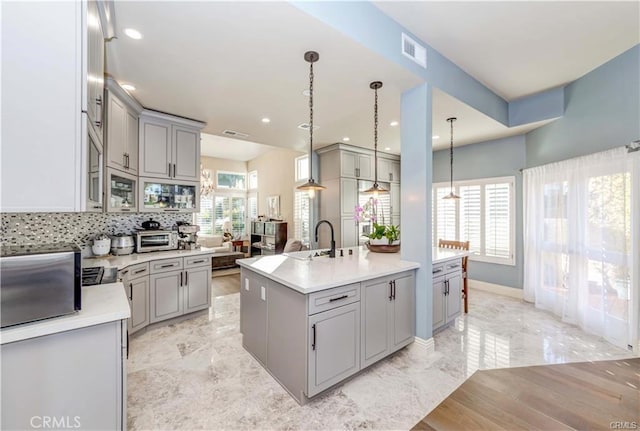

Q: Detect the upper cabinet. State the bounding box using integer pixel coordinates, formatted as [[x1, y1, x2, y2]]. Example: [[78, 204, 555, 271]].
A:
[[340, 151, 372, 180], [139, 111, 204, 182], [105, 78, 143, 175], [377, 158, 401, 183], [85, 0, 104, 142], [1, 1, 107, 212]]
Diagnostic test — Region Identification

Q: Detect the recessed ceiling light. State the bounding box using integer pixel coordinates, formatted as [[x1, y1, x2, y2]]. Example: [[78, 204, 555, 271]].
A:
[[121, 83, 136, 91], [432, 135, 440, 139], [342, 137, 350, 142], [385, 147, 391, 151], [390, 121, 399, 127], [261, 118, 271, 124], [124, 28, 142, 40]]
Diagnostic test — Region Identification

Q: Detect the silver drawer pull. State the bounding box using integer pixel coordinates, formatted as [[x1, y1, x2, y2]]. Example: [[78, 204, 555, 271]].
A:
[[329, 294, 348, 303]]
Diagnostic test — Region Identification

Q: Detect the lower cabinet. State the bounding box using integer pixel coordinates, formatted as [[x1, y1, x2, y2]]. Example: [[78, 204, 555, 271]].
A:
[[307, 302, 360, 397], [184, 266, 212, 313], [1, 320, 126, 430], [240, 270, 268, 365], [361, 271, 415, 368], [128, 275, 150, 334], [432, 259, 463, 332]]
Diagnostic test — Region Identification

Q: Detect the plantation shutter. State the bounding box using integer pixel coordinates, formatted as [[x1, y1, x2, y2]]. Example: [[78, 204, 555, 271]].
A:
[[485, 182, 511, 259], [459, 185, 481, 253], [436, 187, 457, 241], [195, 196, 214, 235], [293, 190, 311, 244]]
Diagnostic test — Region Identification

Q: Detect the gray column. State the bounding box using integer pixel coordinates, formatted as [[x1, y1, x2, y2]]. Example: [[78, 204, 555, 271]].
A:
[[400, 83, 433, 340]]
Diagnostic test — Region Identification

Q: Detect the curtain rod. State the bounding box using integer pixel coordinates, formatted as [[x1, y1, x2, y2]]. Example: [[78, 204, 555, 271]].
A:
[[518, 142, 639, 173]]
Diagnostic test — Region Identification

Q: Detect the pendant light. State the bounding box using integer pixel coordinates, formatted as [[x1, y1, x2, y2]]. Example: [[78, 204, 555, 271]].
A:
[[296, 51, 325, 198], [443, 117, 460, 200], [363, 81, 388, 197]]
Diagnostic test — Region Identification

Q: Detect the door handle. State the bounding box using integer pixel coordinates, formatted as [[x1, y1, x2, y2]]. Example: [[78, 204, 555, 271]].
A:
[[329, 294, 348, 302], [185, 271, 188, 286], [392, 280, 396, 300], [168, 162, 172, 177], [173, 164, 177, 178], [180, 271, 183, 287], [311, 324, 316, 350], [389, 281, 393, 301], [129, 283, 133, 301], [160, 264, 176, 268]]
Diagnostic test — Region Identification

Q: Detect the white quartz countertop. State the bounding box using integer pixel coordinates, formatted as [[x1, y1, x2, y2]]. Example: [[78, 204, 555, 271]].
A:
[[83, 247, 215, 269], [432, 247, 472, 264], [0, 283, 131, 345], [237, 246, 420, 294]]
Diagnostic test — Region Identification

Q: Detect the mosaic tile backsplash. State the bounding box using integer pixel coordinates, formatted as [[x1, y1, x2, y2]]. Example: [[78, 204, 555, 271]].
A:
[[1, 213, 192, 251]]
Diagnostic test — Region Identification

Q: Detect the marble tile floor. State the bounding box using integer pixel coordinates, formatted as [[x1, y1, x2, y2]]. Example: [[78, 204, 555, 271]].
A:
[[127, 289, 637, 430]]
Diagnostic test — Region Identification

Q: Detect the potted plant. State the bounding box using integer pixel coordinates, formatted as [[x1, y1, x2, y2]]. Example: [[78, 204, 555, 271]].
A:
[[367, 222, 400, 246]]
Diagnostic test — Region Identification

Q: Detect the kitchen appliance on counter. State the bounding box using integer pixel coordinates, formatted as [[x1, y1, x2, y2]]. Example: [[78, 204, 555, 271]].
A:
[[141, 218, 160, 230], [0, 243, 81, 328], [82, 266, 118, 286], [176, 221, 200, 250], [110, 234, 135, 256], [135, 230, 179, 253]]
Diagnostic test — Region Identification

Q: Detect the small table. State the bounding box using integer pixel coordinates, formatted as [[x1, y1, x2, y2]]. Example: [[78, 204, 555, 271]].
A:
[[231, 240, 244, 253]]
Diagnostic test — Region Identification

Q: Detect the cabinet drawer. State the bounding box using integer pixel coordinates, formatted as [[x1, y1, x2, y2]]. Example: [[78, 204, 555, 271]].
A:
[[444, 260, 462, 274], [308, 283, 360, 315], [432, 264, 445, 276], [125, 262, 149, 280], [184, 254, 212, 269], [150, 257, 183, 274]]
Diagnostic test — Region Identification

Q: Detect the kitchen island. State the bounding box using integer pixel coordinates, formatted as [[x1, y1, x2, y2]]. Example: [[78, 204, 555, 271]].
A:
[[237, 246, 419, 404]]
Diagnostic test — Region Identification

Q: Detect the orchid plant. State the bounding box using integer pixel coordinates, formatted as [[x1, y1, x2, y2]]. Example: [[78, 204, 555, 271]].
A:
[[354, 198, 399, 244]]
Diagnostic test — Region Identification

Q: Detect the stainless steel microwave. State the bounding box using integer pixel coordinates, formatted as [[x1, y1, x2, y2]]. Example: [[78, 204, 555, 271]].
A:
[[0, 243, 81, 328], [135, 230, 179, 253]]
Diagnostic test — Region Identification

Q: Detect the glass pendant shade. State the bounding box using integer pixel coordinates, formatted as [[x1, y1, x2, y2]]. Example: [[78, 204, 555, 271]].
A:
[[363, 80, 388, 195], [297, 50, 325, 197], [443, 117, 460, 200]]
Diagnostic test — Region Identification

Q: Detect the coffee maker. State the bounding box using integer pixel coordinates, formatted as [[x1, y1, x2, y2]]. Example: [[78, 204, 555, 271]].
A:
[[175, 222, 200, 250]]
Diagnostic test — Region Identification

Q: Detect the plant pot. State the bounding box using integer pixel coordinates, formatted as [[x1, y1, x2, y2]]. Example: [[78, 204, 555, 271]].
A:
[[366, 241, 400, 253]]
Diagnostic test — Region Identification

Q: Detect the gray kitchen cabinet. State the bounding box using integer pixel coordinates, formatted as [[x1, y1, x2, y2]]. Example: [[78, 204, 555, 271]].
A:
[[390, 160, 401, 183], [341, 151, 372, 180], [340, 177, 358, 217], [432, 259, 463, 332], [121, 262, 150, 335], [307, 302, 360, 397], [86, 0, 104, 140], [240, 269, 268, 365], [184, 265, 212, 313], [341, 217, 359, 247], [390, 183, 401, 225], [360, 271, 415, 368], [1, 320, 126, 430], [150, 270, 183, 323], [106, 79, 142, 175], [139, 111, 204, 181]]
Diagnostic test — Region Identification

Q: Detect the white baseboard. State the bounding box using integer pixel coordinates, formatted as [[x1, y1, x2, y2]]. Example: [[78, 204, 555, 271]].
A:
[[413, 336, 435, 353], [469, 279, 524, 300]]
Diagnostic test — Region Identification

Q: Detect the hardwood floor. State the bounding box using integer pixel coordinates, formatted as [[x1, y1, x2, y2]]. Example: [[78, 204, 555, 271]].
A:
[[412, 358, 640, 431], [211, 273, 240, 297]]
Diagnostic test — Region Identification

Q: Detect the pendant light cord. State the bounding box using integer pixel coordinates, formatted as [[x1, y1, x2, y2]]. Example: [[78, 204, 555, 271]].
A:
[[308, 61, 314, 180], [373, 85, 378, 185], [449, 118, 454, 191]]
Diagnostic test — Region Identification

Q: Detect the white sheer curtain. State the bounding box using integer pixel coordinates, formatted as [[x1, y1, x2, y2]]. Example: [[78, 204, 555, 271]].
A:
[[523, 147, 639, 349]]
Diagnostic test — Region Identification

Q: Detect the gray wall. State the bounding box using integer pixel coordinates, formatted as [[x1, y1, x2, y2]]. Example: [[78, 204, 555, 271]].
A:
[[433, 135, 526, 289], [526, 45, 640, 167]]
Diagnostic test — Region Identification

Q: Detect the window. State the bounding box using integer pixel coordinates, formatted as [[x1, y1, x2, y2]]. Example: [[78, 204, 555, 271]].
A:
[[295, 155, 309, 182], [217, 171, 246, 190], [195, 193, 246, 237], [248, 171, 258, 190], [293, 190, 311, 245], [247, 192, 258, 221], [432, 176, 515, 265]]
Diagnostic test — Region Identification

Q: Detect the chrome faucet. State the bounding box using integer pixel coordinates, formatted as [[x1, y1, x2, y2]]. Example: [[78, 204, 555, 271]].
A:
[[314, 220, 336, 258]]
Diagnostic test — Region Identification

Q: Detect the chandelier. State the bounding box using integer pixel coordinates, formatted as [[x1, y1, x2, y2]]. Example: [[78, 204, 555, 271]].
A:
[[200, 165, 214, 196]]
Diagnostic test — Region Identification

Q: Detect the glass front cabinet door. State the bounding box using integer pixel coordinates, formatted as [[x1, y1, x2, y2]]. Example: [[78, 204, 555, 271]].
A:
[[139, 177, 199, 212], [107, 168, 137, 213]]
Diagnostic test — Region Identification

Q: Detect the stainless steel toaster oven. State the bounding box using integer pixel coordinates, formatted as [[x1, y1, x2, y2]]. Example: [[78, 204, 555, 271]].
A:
[[0, 243, 81, 328], [135, 230, 179, 253]]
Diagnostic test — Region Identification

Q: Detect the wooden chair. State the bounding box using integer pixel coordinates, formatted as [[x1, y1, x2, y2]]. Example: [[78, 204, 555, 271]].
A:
[[438, 239, 470, 314]]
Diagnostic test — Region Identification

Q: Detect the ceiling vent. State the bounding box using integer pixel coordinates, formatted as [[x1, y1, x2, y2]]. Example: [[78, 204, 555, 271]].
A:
[[222, 129, 249, 139], [297, 123, 319, 130], [401, 33, 427, 68]]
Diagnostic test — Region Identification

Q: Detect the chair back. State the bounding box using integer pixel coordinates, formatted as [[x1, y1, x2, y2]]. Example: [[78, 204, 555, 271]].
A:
[[438, 239, 469, 270]]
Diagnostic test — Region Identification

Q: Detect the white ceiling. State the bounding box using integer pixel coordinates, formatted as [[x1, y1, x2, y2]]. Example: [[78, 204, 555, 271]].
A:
[[106, 1, 639, 158], [200, 133, 274, 162]]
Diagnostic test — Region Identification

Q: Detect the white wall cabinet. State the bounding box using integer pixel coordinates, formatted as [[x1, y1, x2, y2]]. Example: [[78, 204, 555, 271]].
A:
[[377, 157, 401, 183], [340, 151, 373, 180], [139, 111, 204, 182], [1, 1, 106, 212], [432, 259, 463, 332], [106, 79, 142, 175]]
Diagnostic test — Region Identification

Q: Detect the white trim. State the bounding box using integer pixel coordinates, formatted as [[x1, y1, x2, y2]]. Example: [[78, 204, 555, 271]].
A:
[[413, 336, 435, 353], [469, 279, 524, 300]]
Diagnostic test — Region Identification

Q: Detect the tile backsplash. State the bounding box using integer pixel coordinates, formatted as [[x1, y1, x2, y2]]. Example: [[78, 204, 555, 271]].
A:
[[1, 213, 191, 251]]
